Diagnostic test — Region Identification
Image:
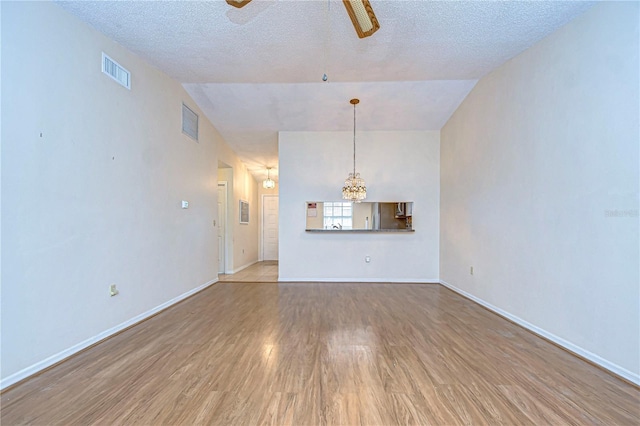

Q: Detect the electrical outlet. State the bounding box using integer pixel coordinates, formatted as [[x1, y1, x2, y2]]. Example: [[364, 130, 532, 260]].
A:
[[109, 284, 119, 297], [470, 266, 474, 275]]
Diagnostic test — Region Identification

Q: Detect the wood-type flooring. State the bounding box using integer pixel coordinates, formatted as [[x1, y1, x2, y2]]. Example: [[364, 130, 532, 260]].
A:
[[2, 282, 638, 425], [218, 261, 278, 283]]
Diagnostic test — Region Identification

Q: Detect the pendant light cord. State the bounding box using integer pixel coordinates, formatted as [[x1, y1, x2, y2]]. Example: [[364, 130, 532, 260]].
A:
[[353, 101, 357, 175]]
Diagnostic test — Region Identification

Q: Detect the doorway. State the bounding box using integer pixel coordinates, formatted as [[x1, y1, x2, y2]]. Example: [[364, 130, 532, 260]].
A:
[[262, 195, 279, 261], [217, 182, 227, 274]]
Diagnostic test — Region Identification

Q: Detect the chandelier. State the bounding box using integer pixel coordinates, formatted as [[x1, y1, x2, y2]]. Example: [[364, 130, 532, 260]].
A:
[[342, 98, 367, 202], [263, 167, 275, 189]]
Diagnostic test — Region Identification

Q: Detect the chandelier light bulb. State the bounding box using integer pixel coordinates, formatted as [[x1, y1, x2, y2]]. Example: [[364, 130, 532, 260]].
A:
[[263, 167, 275, 189]]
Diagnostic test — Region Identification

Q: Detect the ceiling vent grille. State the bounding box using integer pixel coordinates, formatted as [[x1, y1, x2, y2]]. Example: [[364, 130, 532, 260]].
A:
[[182, 103, 199, 141], [102, 52, 130, 90]]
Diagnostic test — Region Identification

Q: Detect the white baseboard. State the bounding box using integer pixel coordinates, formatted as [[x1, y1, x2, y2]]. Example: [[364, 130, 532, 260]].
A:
[[0, 279, 218, 390], [278, 278, 440, 283], [439, 280, 640, 386], [226, 259, 258, 274]]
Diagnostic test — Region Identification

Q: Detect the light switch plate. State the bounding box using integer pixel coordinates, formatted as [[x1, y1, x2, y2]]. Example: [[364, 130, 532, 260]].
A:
[[109, 284, 119, 297]]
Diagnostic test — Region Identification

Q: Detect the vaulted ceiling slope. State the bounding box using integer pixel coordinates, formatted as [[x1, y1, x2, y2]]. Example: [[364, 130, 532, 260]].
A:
[[56, 0, 595, 181]]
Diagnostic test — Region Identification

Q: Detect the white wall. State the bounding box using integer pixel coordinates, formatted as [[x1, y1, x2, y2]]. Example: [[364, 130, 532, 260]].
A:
[[440, 2, 639, 382], [1, 2, 220, 387], [279, 131, 439, 282]]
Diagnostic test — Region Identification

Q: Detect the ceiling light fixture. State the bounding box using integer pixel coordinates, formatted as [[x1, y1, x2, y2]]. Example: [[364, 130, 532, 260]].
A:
[[263, 167, 276, 189], [226, 0, 252, 8], [342, 0, 380, 39], [342, 98, 366, 203]]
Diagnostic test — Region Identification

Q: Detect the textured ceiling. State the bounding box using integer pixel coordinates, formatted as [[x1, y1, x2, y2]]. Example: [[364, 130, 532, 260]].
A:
[[57, 0, 595, 181]]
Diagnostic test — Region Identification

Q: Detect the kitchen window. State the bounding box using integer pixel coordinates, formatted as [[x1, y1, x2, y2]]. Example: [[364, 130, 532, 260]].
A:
[[323, 202, 353, 229]]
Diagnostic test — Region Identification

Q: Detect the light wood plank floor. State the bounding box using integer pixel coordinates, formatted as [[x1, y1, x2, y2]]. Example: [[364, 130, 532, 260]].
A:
[[218, 261, 278, 282], [2, 282, 638, 425]]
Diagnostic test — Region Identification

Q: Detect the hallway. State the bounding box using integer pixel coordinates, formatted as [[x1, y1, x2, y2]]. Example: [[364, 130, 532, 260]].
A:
[[218, 261, 278, 283]]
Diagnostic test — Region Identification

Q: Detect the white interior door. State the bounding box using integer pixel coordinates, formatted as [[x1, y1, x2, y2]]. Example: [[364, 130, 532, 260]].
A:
[[262, 195, 279, 261], [217, 183, 227, 273]]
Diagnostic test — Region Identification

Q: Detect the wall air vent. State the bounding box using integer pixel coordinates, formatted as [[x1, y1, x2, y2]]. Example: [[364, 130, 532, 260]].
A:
[[102, 52, 130, 90], [182, 103, 199, 141]]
